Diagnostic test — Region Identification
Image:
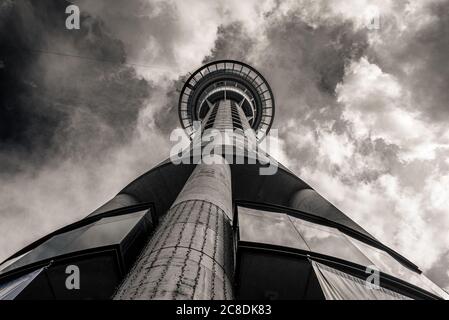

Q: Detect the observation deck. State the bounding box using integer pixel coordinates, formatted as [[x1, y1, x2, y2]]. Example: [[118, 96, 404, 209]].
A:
[[178, 60, 275, 141]]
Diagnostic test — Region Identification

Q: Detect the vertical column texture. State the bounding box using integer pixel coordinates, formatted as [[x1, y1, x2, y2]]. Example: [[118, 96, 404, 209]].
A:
[[235, 101, 257, 144], [213, 100, 234, 132], [114, 156, 234, 300]]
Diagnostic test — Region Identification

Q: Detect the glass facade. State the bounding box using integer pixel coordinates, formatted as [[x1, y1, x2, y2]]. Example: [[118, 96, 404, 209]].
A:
[[237, 205, 448, 299], [238, 207, 309, 251], [346, 236, 449, 299], [0, 210, 150, 275], [290, 218, 372, 267]]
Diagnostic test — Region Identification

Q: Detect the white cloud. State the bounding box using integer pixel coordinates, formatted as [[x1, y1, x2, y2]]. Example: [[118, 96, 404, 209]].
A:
[[318, 130, 354, 167], [337, 57, 449, 162]]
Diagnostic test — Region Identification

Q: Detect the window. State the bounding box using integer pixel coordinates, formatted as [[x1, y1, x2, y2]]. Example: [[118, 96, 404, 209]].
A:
[[346, 236, 449, 299], [238, 206, 372, 267], [237, 205, 449, 299], [311, 260, 411, 300], [289, 217, 372, 267], [238, 207, 309, 251], [1, 210, 150, 274]]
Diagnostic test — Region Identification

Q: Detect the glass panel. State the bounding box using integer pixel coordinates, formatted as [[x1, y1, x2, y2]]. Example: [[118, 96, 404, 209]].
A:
[[201, 67, 210, 76], [254, 76, 263, 87], [257, 83, 268, 94], [418, 275, 449, 299], [240, 66, 250, 76], [345, 236, 448, 299], [0, 253, 28, 274], [256, 131, 265, 140], [72, 212, 147, 249], [194, 73, 202, 82], [263, 108, 273, 116], [238, 207, 309, 251], [290, 218, 372, 267], [312, 260, 412, 300], [0, 267, 44, 300], [263, 91, 272, 100], [5, 224, 93, 271], [345, 236, 402, 275], [2, 211, 148, 273]]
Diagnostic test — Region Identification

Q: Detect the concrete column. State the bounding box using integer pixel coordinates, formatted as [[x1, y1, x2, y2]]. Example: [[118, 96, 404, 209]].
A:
[[114, 155, 234, 300]]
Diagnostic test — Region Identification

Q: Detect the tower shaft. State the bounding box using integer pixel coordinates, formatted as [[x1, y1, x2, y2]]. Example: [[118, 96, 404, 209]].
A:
[[114, 153, 234, 300], [114, 99, 253, 300]]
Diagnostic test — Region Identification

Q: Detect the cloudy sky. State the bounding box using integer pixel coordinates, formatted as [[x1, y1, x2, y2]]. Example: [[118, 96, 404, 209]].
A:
[[0, 0, 449, 290]]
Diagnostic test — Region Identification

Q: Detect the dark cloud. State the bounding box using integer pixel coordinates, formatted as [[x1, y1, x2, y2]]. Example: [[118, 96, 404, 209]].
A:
[[409, 1, 449, 122], [153, 21, 259, 136], [426, 250, 449, 290], [74, 0, 180, 66], [350, 137, 402, 183], [255, 11, 370, 170], [203, 12, 369, 125], [203, 22, 256, 63], [242, 11, 369, 144], [0, 0, 164, 262], [152, 78, 185, 135], [369, 0, 449, 123], [0, 0, 152, 170]]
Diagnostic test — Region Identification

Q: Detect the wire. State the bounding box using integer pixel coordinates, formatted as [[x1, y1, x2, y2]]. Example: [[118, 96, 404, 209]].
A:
[[0, 45, 176, 71]]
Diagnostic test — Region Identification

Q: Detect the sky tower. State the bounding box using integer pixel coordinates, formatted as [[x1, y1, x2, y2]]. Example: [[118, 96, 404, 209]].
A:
[[0, 61, 447, 300]]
